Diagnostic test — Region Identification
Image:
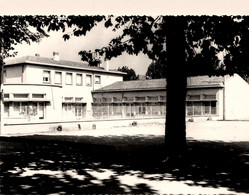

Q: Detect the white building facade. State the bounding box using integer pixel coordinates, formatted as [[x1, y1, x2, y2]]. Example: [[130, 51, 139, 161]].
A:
[[2, 54, 125, 130]]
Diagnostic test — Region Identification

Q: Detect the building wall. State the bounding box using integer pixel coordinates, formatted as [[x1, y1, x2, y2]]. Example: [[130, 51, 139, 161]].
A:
[[186, 88, 224, 120], [93, 87, 224, 121], [3, 64, 124, 125], [225, 74, 249, 120]]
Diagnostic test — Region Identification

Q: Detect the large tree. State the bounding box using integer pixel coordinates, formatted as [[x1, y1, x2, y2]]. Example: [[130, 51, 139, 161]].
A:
[[66, 16, 249, 162]]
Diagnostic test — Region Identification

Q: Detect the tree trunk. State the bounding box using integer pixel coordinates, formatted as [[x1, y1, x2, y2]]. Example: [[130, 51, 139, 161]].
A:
[[165, 17, 187, 162]]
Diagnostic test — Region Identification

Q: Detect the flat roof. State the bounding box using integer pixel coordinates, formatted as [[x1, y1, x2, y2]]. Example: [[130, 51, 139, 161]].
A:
[[93, 76, 224, 93], [4, 56, 126, 75]]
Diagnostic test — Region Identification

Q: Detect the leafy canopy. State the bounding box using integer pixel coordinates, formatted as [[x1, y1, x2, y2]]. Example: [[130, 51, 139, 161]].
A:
[[1, 15, 249, 79], [64, 16, 249, 79], [117, 66, 138, 81]]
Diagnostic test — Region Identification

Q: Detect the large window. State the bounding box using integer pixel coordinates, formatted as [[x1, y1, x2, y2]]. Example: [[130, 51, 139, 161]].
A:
[[76, 74, 83, 86], [55, 72, 62, 84], [66, 73, 73, 85], [187, 101, 217, 116], [43, 70, 51, 83], [86, 75, 92, 86], [4, 102, 9, 117], [95, 75, 101, 84], [9, 102, 44, 119], [62, 103, 85, 119]]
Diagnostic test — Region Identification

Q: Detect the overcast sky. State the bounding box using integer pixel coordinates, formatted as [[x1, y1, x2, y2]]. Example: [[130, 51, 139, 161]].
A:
[[1, 0, 249, 75]]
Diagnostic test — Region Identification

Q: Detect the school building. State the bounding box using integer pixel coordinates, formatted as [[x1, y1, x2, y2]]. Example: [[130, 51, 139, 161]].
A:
[[1, 53, 249, 134]]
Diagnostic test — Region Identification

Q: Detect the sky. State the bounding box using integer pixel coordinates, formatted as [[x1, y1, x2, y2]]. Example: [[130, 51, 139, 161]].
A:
[[1, 0, 249, 75]]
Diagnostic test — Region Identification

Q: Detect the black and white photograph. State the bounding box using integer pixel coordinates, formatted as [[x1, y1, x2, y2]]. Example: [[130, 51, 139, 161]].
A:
[[0, 0, 249, 194]]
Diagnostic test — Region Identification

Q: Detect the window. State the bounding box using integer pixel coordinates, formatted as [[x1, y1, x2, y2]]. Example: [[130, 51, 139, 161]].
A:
[[204, 102, 211, 114], [124, 97, 134, 102], [136, 97, 146, 101], [211, 101, 217, 114], [148, 96, 158, 101], [4, 102, 9, 117], [76, 74, 83, 85], [204, 94, 216, 100], [75, 104, 84, 117], [32, 94, 44, 99], [95, 75, 101, 84], [43, 70, 51, 83], [4, 94, 9, 99], [186, 101, 217, 116], [66, 73, 73, 85], [113, 97, 122, 102], [55, 72, 62, 84], [64, 97, 73, 102], [188, 95, 200, 100], [75, 97, 83, 102], [193, 102, 202, 115], [13, 94, 29, 99], [186, 102, 193, 116], [86, 75, 92, 86], [160, 96, 166, 101]]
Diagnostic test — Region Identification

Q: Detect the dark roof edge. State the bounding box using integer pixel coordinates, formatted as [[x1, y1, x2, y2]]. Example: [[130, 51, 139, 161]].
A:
[[5, 60, 126, 75], [93, 84, 224, 93]]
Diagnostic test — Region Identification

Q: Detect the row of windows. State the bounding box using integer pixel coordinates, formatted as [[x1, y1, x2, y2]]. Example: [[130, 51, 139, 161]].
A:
[[93, 96, 167, 103], [4, 102, 86, 119], [93, 94, 216, 103], [92, 102, 166, 118], [4, 102, 45, 119], [186, 101, 217, 116], [4, 93, 46, 100], [43, 70, 101, 86]]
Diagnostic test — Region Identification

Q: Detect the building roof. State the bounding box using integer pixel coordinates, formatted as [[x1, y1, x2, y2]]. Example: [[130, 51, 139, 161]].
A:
[[93, 75, 224, 93], [4, 56, 126, 75]]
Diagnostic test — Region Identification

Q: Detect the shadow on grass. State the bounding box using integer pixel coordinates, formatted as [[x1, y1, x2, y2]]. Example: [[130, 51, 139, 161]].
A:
[[0, 135, 249, 194]]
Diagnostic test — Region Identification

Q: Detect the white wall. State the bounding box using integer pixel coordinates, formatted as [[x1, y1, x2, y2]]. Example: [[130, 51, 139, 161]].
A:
[[225, 74, 249, 120], [3, 64, 124, 124]]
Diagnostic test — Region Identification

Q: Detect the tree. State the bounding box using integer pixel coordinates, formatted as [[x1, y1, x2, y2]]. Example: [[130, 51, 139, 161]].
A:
[[146, 60, 166, 79], [117, 66, 138, 81], [67, 16, 249, 163]]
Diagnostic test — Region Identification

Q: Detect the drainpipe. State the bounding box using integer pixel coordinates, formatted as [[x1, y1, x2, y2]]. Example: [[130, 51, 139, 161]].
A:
[[0, 32, 4, 135], [223, 75, 226, 120]]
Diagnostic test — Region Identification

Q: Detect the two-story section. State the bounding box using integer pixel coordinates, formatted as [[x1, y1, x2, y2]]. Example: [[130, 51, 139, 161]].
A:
[[3, 53, 125, 124]]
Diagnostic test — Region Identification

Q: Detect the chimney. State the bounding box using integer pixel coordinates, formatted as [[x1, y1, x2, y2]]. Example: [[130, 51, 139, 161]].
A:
[[105, 59, 110, 71], [53, 52, 60, 61]]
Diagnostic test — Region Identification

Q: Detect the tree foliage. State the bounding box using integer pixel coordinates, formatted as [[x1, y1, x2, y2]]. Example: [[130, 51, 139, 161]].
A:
[[117, 66, 138, 81], [146, 60, 166, 79]]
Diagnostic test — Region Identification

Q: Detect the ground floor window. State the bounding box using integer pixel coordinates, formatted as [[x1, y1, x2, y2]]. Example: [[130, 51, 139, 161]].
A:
[[4, 102, 45, 119], [62, 103, 86, 119], [186, 101, 217, 116], [4, 102, 9, 117]]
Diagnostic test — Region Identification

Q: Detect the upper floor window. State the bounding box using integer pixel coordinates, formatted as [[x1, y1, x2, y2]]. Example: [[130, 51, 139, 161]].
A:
[[43, 70, 51, 83], [55, 72, 62, 84], [95, 75, 101, 84], [86, 75, 92, 86], [66, 73, 73, 85], [76, 74, 83, 86]]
